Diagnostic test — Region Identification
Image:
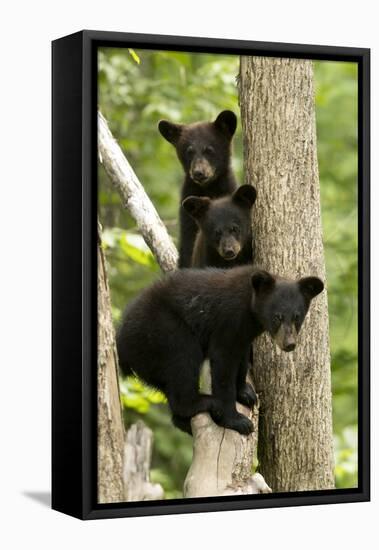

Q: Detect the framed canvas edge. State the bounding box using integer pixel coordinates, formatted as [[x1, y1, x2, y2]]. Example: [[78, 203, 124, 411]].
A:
[[52, 29, 370, 521]]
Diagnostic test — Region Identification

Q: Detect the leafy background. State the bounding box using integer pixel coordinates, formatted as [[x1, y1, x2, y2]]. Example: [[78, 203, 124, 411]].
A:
[[98, 48, 358, 498]]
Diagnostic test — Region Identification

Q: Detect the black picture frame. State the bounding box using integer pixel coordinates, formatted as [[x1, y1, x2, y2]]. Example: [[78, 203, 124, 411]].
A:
[[52, 30, 370, 520]]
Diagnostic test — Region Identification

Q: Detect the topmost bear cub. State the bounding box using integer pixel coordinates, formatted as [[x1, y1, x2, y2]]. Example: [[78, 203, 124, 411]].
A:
[[158, 110, 238, 267]]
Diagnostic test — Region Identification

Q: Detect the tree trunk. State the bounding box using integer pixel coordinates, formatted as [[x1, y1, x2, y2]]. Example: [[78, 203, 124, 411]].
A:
[[97, 236, 125, 503], [98, 231, 163, 502], [239, 57, 335, 492]]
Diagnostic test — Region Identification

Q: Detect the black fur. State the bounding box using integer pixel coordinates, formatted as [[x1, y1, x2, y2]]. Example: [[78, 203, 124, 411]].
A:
[[182, 185, 257, 268], [116, 266, 324, 435], [158, 111, 238, 267]]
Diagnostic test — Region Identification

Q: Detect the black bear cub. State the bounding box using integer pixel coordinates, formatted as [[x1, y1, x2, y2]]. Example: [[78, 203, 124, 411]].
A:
[[182, 185, 256, 268], [116, 266, 324, 435], [158, 110, 238, 267]]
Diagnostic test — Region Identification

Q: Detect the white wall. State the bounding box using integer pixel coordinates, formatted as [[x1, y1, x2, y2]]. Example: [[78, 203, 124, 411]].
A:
[[0, 1, 376, 548]]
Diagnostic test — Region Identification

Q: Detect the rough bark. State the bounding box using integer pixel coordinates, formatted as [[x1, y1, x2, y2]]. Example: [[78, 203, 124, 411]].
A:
[[98, 112, 270, 498], [98, 111, 178, 273], [239, 56, 335, 492], [97, 237, 125, 503], [124, 421, 165, 501]]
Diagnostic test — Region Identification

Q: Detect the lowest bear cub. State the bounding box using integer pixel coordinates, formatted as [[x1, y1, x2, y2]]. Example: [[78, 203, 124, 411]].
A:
[[182, 185, 257, 268], [158, 110, 238, 268], [116, 266, 324, 435]]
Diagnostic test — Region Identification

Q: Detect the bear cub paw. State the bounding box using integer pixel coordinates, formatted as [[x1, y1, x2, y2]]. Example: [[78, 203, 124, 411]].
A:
[[219, 412, 254, 435]]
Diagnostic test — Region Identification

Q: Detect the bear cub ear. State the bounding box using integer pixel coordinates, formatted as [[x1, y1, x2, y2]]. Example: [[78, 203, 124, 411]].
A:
[[251, 270, 276, 293], [213, 110, 237, 138], [298, 276, 324, 299], [233, 185, 257, 209], [158, 120, 182, 144], [182, 196, 211, 220]]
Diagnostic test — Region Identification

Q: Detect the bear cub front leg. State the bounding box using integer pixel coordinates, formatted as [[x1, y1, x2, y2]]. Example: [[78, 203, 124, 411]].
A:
[[236, 351, 257, 408], [210, 353, 254, 435]]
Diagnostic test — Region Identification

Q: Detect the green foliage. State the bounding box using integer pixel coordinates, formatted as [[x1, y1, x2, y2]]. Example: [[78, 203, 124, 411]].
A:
[[334, 427, 358, 489], [120, 377, 166, 414], [314, 61, 358, 484], [99, 49, 358, 496], [101, 226, 159, 321]]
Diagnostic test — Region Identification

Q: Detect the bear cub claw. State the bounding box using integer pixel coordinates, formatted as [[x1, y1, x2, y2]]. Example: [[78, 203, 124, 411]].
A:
[[224, 413, 254, 435]]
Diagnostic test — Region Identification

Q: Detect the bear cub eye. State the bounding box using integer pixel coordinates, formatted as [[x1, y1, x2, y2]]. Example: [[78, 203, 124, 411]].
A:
[[273, 313, 283, 328], [186, 145, 195, 156], [293, 312, 301, 324], [204, 145, 214, 155]]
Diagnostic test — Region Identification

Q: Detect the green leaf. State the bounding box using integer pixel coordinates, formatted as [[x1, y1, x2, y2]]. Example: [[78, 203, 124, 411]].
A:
[[128, 48, 141, 65], [120, 233, 157, 268]]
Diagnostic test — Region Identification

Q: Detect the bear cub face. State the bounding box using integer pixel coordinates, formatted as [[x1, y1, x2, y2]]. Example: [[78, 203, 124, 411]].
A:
[[183, 185, 256, 262], [251, 270, 324, 352], [158, 110, 237, 187]]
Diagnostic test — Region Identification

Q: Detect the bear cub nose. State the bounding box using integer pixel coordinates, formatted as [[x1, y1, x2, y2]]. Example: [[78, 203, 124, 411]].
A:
[[224, 249, 236, 259], [283, 343, 296, 352], [193, 169, 205, 180]]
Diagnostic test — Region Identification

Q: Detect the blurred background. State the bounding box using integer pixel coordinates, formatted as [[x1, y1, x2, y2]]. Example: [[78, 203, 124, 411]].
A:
[[98, 48, 358, 497]]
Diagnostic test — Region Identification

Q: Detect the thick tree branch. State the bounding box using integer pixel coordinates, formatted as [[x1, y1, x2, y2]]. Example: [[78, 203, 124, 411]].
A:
[[184, 370, 271, 497]]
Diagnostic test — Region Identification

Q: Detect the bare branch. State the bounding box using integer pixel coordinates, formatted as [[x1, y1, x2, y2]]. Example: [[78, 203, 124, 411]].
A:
[[98, 111, 178, 273]]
